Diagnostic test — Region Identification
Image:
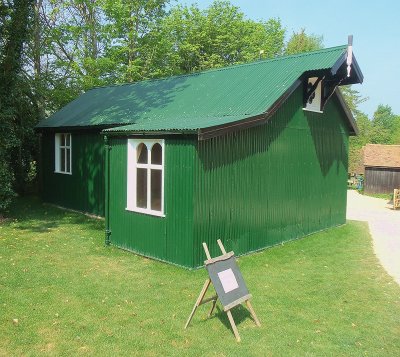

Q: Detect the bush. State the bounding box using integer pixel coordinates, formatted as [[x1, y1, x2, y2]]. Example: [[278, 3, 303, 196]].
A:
[[0, 159, 16, 212]]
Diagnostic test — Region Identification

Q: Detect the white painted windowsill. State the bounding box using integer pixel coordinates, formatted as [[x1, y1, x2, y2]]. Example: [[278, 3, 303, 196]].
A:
[[302, 108, 323, 114], [125, 207, 165, 218], [54, 170, 72, 175]]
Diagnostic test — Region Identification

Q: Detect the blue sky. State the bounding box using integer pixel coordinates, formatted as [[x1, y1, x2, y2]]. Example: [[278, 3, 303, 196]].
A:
[[180, 0, 400, 117]]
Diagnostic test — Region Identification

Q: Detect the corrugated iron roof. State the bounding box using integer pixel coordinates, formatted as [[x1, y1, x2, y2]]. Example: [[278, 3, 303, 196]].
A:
[[36, 45, 351, 132], [364, 144, 400, 168]]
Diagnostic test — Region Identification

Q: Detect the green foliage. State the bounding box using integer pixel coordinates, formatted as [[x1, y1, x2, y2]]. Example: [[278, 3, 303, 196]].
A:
[[101, 0, 168, 82], [38, 0, 170, 92], [345, 87, 372, 166], [340, 86, 400, 172], [340, 86, 368, 115], [0, 159, 16, 211], [348, 102, 400, 173], [40, 0, 286, 87], [370, 104, 400, 144], [156, 1, 285, 74], [285, 28, 323, 54], [0, 0, 36, 211]]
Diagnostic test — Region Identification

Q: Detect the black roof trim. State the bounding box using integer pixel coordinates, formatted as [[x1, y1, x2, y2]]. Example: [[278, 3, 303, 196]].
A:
[[34, 124, 123, 133], [331, 52, 363, 85], [351, 55, 364, 83], [334, 89, 358, 136]]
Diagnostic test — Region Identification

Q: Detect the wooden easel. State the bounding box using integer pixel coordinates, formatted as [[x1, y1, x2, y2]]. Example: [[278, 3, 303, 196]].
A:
[[184, 239, 261, 342], [394, 189, 400, 210]]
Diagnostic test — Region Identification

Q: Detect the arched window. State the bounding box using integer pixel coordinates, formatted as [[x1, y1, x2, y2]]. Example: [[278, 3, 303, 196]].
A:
[[127, 139, 164, 216]]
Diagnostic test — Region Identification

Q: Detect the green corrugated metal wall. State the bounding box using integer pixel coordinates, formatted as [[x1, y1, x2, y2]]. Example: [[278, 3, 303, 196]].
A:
[[107, 86, 350, 268], [192, 86, 349, 266], [108, 136, 196, 267], [41, 132, 105, 216]]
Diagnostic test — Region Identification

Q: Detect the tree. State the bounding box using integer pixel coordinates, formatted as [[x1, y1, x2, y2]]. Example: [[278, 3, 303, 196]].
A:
[[155, 1, 285, 75], [343, 87, 370, 173], [370, 105, 400, 144], [38, 0, 170, 92], [348, 103, 400, 173], [0, 0, 36, 211], [348, 112, 372, 173], [340, 86, 368, 116], [391, 115, 400, 144], [285, 28, 323, 55], [41, 0, 110, 93], [101, 0, 168, 82]]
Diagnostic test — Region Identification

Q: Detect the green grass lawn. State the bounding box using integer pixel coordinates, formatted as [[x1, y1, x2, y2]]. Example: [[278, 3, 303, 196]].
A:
[[1, 197, 399, 356]]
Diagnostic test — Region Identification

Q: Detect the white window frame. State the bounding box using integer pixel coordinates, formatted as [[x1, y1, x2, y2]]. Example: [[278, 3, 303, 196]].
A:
[[303, 77, 323, 113], [126, 138, 165, 217], [54, 133, 72, 175]]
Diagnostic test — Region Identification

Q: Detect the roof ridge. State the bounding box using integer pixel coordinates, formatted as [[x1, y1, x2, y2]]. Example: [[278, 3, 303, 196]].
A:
[[88, 45, 347, 92]]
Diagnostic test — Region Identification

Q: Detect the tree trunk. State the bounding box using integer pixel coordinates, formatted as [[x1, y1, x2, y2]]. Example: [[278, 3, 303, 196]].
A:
[[33, 0, 45, 118]]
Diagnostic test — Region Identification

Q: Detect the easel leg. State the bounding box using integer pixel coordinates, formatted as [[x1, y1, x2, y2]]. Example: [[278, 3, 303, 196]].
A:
[[184, 279, 211, 329], [207, 298, 217, 318], [245, 300, 261, 327], [226, 310, 241, 342]]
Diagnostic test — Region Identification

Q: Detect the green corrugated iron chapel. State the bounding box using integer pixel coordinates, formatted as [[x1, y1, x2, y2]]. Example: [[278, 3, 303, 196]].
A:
[[36, 45, 363, 268]]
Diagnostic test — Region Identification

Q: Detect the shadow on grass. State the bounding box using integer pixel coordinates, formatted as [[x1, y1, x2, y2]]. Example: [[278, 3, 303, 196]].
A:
[[201, 303, 253, 337], [5, 195, 104, 233]]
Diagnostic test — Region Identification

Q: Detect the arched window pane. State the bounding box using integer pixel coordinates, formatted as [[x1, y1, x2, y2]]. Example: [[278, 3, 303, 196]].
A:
[[151, 143, 162, 165], [137, 143, 148, 163]]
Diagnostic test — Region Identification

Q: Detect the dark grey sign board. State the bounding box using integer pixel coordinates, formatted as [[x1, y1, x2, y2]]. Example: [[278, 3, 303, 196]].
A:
[[205, 253, 251, 311], [184, 240, 260, 342]]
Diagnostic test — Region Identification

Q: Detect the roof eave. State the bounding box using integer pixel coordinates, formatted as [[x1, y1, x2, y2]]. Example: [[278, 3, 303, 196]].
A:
[[198, 74, 359, 140], [334, 89, 359, 136], [198, 79, 302, 140], [331, 53, 363, 85], [101, 128, 198, 136], [351, 55, 364, 83], [34, 124, 122, 133]]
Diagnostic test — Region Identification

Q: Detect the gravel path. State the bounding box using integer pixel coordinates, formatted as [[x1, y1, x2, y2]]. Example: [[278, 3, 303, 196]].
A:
[[346, 190, 400, 284]]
